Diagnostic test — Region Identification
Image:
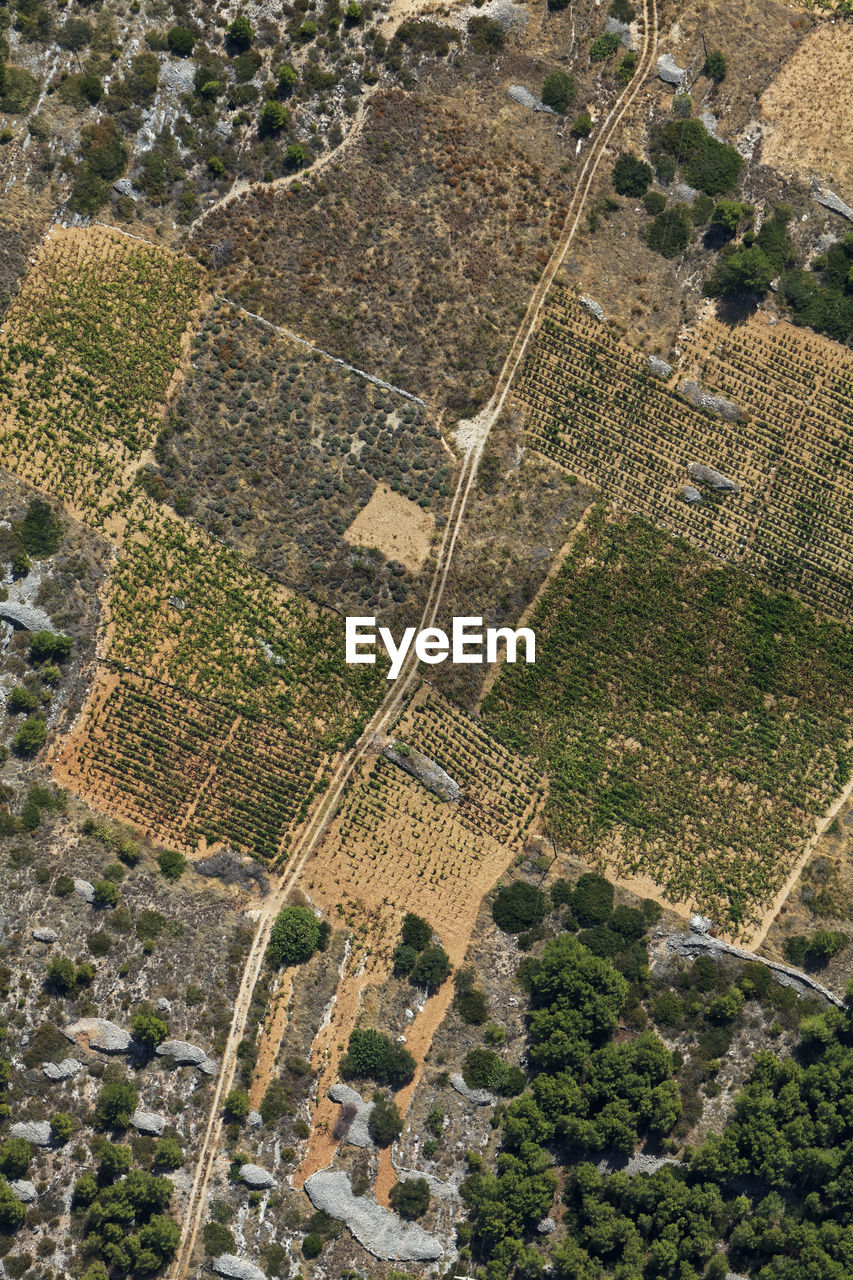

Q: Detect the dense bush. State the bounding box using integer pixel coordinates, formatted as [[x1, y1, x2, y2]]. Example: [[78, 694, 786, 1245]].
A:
[[390, 1177, 431, 1219], [268, 905, 321, 965], [781, 233, 853, 343], [467, 16, 506, 54], [654, 119, 742, 195], [410, 944, 451, 992], [646, 203, 693, 258], [157, 848, 186, 881], [704, 49, 728, 81], [492, 881, 547, 933], [95, 1077, 139, 1129], [340, 1028, 416, 1087], [612, 152, 652, 196], [368, 1092, 403, 1146], [226, 14, 255, 49], [541, 70, 577, 113], [19, 499, 62, 557], [704, 243, 775, 297], [590, 32, 620, 60], [166, 26, 194, 55], [783, 929, 848, 969], [401, 912, 432, 950], [570, 873, 614, 926]]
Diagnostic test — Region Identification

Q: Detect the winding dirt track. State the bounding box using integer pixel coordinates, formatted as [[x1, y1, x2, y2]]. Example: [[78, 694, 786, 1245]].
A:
[[170, 4, 659, 1272]]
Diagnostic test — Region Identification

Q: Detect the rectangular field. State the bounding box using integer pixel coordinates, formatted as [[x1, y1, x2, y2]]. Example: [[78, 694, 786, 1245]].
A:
[[481, 509, 853, 934], [515, 288, 853, 620], [0, 225, 203, 522], [54, 672, 328, 862]]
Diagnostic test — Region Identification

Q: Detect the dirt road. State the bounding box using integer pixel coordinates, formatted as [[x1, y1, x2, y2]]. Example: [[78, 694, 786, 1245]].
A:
[[169, 2, 660, 1270]]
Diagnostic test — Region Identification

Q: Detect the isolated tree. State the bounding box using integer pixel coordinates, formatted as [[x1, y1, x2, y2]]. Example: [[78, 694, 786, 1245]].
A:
[[97, 1139, 132, 1180], [401, 912, 432, 951], [223, 1088, 250, 1122], [368, 1091, 403, 1146], [7, 685, 38, 713], [46, 952, 77, 994], [30, 630, 72, 662], [612, 152, 653, 196], [14, 715, 46, 755], [226, 13, 255, 48], [0, 1137, 31, 1178], [541, 70, 577, 113], [571, 112, 593, 137], [153, 1136, 184, 1171], [703, 49, 728, 81], [276, 62, 298, 93], [268, 905, 320, 966], [711, 199, 749, 235], [390, 1176, 431, 1219], [50, 1112, 73, 1144], [410, 944, 452, 992], [157, 848, 186, 880], [166, 25, 194, 55], [259, 99, 289, 135], [131, 1008, 168, 1048], [95, 1077, 139, 1129], [93, 878, 119, 908]]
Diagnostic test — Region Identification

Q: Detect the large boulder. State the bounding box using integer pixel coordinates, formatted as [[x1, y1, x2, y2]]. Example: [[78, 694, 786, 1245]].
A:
[[656, 54, 685, 85], [382, 742, 460, 802], [74, 879, 96, 904], [11, 1120, 52, 1146], [156, 1039, 216, 1074], [32, 927, 59, 943], [64, 1018, 132, 1053], [580, 295, 606, 323], [212, 1257, 267, 1280], [680, 381, 741, 422], [43, 1058, 82, 1081], [450, 1073, 496, 1106], [686, 462, 741, 494], [238, 1164, 276, 1190], [813, 187, 853, 222], [647, 355, 673, 379], [130, 1110, 166, 1136], [329, 1082, 374, 1148], [9, 1180, 38, 1203], [305, 1169, 443, 1262]]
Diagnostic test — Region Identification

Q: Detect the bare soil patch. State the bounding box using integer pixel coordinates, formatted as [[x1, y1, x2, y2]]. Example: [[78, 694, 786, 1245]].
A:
[[344, 482, 435, 571]]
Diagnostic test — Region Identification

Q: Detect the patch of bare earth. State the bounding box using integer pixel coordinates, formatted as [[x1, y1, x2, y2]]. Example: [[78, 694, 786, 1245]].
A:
[[344, 483, 436, 571]]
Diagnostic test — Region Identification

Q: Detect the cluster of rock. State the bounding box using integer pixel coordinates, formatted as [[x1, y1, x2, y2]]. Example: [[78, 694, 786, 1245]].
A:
[[304, 1169, 443, 1262], [328, 1082, 375, 1147], [382, 742, 460, 803], [647, 355, 673, 380], [680, 381, 741, 422], [212, 1257, 267, 1280]]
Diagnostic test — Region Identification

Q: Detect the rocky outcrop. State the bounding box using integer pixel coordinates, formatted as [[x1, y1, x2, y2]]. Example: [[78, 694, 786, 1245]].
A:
[[508, 85, 555, 114], [156, 1039, 216, 1074], [667, 933, 845, 1008], [812, 187, 853, 222], [305, 1170, 443, 1262], [383, 742, 460, 803], [681, 381, 741, 421], [450, 1073, 496, 1106], [238, 1164, 276, 1190], [580, 295, 606, 323], [687, 462, 741, 494], [11, 1120, 52, 1146], [64, 1018, 132, 1053], [329, 1082, 375, 1147], [656, 54, 685, 85], [43, 1058, 82, 1081], [212, 1257, 267, 1280], [0, 602, 54, 632], [678, 484, 703, 504], [130, 1110, 166, 1136], [247, 1110, 263, 1129], [9, 1180, 38, 1203], [32, 927, 59, 943], [73, 879, 96, 905]]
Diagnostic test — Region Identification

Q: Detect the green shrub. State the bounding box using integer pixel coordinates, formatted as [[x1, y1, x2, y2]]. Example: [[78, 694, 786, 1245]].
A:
[[643, 190, 666, 215], [95, 1077, 139, 1129], [410, 944, 451, 992], [401, 912, 432, 950], [30, 630, 72, 662], [158, 848, 186, 880], [703, 49, 728, 81], [646, 203, 693, 258], [227, 14, 255, 49], [492, 881, 547, 933], [456, 987, 489, 1024], [7, 685, 38, 713], [541, 70, 577, 113], [203, 1220, 236, 1255], [268, 905, 321, 965], [609, 0, 635, 19], [93, 879, 119, 908], [368, 1092, 403, 1146], [258, 99, 289, 135], [570, 873, 614, 926], [612, 152, 652, 196], [340, 1028, 416, 1087], [13, 715, 46, 755], [166, 25, 194, 55], [467, 16, 505, 54], [19, 499, 62, 557], [223, 1088, 250, 1122], [302, 1233, 323, 1258], [590, 32, 620, 60], [393, 943, 417, 976], [571, 112, 592, 137], [389, 1176, 430, 1219]]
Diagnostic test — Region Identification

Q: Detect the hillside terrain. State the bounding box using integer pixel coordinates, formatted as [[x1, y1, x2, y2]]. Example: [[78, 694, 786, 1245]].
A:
[[0, 0, 852, 1277]]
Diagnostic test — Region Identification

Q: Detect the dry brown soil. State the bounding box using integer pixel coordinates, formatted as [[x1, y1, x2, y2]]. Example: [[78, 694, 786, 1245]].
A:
[[343, 482, 436, 570]]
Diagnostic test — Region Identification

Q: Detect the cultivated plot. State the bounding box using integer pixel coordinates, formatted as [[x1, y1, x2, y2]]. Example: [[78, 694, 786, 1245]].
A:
[[0, 225, 203, 522], [481, 509, 853, 933], [515, 288, 853, 620]]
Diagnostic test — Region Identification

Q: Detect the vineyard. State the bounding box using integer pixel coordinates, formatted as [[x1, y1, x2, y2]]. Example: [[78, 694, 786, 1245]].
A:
[[53, 672, 328, 862], [309, 685, 543, 957], [0, 225, 203, 523], [481, 509, 853, 934], [515, 287, 853, 620], [105, 504, 384, 743]]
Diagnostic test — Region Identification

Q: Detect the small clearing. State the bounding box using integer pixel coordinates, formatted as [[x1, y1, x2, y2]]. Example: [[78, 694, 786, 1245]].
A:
[[344, 483, 435, 571]]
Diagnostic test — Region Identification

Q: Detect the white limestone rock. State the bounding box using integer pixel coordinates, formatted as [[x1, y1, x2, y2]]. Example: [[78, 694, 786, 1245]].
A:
[[130, 1110, 166, 1136], [32, 927, 59, 943], [74, 879, 96, 904], [9, 1180, 38, 1203], [64, 1018, 132, 1053], [450, 1073, 496, 1106], [43, 1058, 82, 1081], [11, 1120, 53, 1146], [239, 1164, 276, 1190], [212, 1257, 268, 1280]]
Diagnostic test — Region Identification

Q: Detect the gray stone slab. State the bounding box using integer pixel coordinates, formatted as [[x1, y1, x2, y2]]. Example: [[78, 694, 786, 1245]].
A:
[[11, 1120, 52, 1146], [305, 1169, 443, 1262]]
